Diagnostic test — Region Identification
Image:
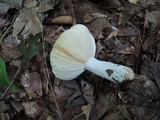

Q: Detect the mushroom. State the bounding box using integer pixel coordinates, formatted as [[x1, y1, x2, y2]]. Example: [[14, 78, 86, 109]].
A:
[[50, 24, 134, 83]]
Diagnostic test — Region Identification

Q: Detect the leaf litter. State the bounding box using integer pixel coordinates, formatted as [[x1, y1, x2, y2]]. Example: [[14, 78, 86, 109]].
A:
[[0, 0, 160, 120]]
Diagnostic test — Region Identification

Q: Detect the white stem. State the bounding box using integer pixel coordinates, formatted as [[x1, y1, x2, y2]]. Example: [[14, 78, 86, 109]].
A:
[[84, 57, 134, 83]]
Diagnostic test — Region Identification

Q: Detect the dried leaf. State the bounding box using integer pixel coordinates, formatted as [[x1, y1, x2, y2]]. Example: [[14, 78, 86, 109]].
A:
[[84, 12, 107, 23], [0, 0, 22, 14], [0, 101, 11, 112], [141, 62, 160, 90], [62, 81, 86, 107], [0, 43, 22, 62], [23, 0, 38, 8], [23, 101, 43, 118], [140, 0, 160, 7], [51, 16, 75, 25], [129, 0, 140, 4], [106, 29, 119, 40], [12, 1, 53, 37], [81, 80, 94, 104], [81, 105, 91, 120], [10, 101, 23, 113], [144, 11, 160, 32], [21, 71, 43, 99]]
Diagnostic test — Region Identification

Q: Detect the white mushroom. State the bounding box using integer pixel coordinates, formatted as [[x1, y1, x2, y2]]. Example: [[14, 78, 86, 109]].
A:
[[50, 24, 134, 83]]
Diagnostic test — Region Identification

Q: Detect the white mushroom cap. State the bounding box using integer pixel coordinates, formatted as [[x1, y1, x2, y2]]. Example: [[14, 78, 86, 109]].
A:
[[50, 24, 135, 83], [50, 24, 96, 80]]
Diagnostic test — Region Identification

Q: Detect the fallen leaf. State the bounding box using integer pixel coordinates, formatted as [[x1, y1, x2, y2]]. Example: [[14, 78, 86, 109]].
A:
[[129, 0, 140, 4], [62, 81, 86, 107], [0, 0, 22, 14], [81, 79, 95, 105], [51, 16, 75, 24], [81, 105, 91, 120], [84, 12, 107, 23], [140, 0, 160, 7], [106, 29, 119, 40], [21, 71, 43, 99], [0, 101, 11, 112], [10, 101, 23, 113], [23, 0, 38, 8], [144, 11, 160, 32], [0, 43, 22, 62], [0, 15, 7, 28], [141, 62, 160, 90], [23, 101, 43, 118], [12, 1, 53, 37]]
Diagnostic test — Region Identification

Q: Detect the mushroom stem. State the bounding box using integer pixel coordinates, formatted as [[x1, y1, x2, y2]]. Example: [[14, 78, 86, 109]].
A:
[[84, 57, 134, 83]]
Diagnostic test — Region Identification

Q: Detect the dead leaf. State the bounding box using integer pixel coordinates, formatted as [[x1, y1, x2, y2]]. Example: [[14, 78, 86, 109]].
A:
[[0, 112, 10, 120], [23, 101, 43, 118], [4, 34, 20, 45], [106, 29, 119, 40], [144, 11, 160, 32], [0, 43, 22, 62], [0, 15, 7, 28], [0, 101, 11, 112], [21, 71, 43, 99], [73, 0, 99, 23], [87, 18, 110, 38], [140, 0, 160, 7], [141, 62, 160, 90], [62, 81, 86, 107], [10, 101, 23, 113], [12, 1, 53, 37], [81, 105, 91, 120], [51, 16, 75, 24], [81, 80, 95, 105], [0, 0, 22, 14], [129, 0, 140, 4], [84, 12, 107, 23], [23, 0, 38, 8]]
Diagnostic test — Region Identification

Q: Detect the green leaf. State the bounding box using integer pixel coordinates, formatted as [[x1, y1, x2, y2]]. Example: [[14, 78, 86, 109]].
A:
[[0, 57, 9, 86], [17, 33, 48, 63], [0, 57, 20, 90]]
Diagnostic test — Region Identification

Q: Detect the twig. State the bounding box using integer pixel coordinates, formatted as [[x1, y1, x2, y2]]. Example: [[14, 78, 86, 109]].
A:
[[0, 25, 12, 44], [0, 14, 18, 44], [39, 1, 63, 119], [0, 66, 21, 100], [71, 107, 91, 120]]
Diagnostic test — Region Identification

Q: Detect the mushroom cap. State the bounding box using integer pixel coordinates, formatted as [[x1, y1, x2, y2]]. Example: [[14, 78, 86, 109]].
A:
[[50, 24, 96, 80]]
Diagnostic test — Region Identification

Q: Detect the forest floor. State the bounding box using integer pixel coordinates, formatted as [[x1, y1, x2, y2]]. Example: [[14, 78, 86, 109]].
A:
[[0, 0, 160, 120]]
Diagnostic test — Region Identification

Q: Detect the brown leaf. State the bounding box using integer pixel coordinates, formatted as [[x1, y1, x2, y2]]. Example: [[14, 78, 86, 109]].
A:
[[23, 101, 43, 118], [141, 62, 160, 90], [51, 16, 75, 25], [21, 71, 43, 99], [144, 11, 160, 32], [84, 12, 107, 23], [10, 101, 23, 113], [0, 43, 22, 62]]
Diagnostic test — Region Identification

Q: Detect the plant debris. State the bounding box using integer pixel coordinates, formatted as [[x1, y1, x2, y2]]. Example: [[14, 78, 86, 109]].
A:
[[0, 0, 160, 119]]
